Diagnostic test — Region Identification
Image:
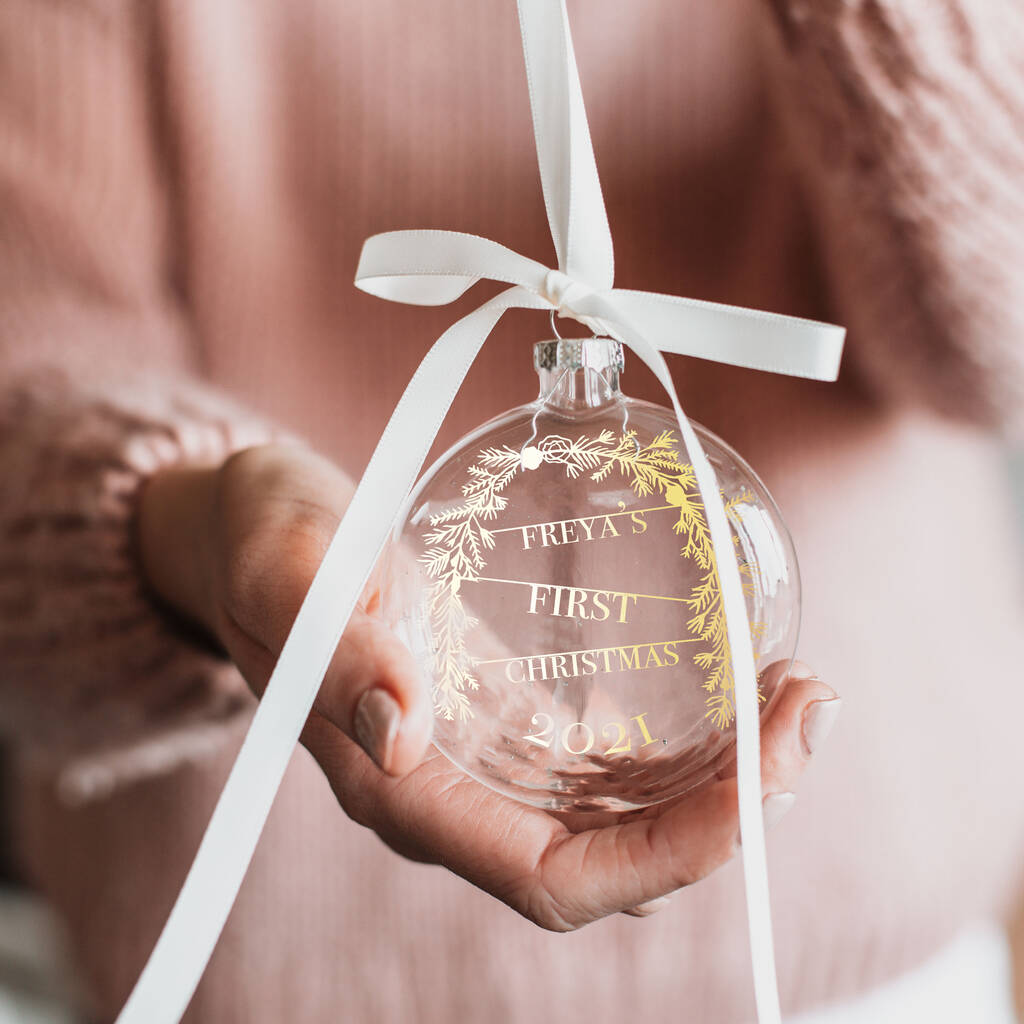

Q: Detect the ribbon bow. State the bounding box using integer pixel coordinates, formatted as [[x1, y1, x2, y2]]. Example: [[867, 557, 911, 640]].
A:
[[117, 4, 844, 1024]]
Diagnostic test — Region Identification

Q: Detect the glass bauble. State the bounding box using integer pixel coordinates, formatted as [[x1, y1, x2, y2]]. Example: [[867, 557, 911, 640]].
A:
[[385, 337, 799, 811]]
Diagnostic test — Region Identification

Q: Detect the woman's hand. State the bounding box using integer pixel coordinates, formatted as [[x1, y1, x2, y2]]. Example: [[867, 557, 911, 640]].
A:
[[137, 442, 840, 929]]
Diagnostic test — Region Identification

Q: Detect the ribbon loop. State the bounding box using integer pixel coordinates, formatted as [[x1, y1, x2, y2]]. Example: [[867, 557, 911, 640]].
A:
[[517, 0, 614, 290], [355, 230, 550, 306]]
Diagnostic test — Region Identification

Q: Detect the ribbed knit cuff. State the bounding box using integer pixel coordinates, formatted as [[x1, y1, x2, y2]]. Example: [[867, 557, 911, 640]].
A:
[[0, 363, 297, 803]]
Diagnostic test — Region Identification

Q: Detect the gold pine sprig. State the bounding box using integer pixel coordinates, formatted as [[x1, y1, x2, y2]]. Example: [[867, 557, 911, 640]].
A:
[[419, 446, 520, 720], [683, 493, 762, 728]]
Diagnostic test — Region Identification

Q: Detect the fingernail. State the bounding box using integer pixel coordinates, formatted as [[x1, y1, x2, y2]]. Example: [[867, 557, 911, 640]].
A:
[[801, 696, 842, 757], [623, 895, 673, 917], [354, 688, 402, 773], [737, 793, 796, 848], [762, 791, 796, 830], [789, 660, 819, 681]]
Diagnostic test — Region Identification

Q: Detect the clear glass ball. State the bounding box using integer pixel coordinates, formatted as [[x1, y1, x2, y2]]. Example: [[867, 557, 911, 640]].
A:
[[384, 338, 799, 811]]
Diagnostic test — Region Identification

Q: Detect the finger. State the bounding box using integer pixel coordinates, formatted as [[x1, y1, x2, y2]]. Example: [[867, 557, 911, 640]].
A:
[[533, 773, 745, 927], [313, 607, 434, 777], [300, 720, 569, 908], [533, 665, 840, 924], [225, 593, 435, 779], [717, 660, 841, 791], [215, 456, 434, 776]]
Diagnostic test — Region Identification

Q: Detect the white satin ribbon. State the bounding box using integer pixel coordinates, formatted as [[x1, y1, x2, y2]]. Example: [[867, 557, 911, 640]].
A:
[[116, 3, 844, 1023]]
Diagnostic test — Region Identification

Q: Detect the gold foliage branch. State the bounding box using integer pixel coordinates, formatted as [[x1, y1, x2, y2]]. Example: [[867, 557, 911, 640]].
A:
[[675, 484, 761, 729], [419, 445, 520, 721], [570, 428, 759, 728]]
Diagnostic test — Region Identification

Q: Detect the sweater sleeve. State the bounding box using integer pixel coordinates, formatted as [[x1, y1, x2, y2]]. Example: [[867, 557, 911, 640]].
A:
[[0, 3, 289, 801], [763, 0, 1024, 435]]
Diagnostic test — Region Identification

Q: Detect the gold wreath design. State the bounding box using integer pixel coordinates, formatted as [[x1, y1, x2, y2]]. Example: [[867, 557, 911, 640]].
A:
[[419, 429, 759, 727]]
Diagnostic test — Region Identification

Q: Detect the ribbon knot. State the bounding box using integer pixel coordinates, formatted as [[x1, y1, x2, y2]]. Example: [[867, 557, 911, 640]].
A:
[[540, 268, 602, 335], [541, 268, 591, 317]]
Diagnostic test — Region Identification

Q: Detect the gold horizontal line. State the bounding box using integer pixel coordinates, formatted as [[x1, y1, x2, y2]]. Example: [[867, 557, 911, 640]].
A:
[[475, 638, 699, 665], [488, 503, 677, 535], [473, 576, 688, 604]]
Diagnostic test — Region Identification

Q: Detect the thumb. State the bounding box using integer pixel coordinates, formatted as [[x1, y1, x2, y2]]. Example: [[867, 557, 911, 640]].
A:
[[138, 446, 435, 777], [205, 447, 435, 778]]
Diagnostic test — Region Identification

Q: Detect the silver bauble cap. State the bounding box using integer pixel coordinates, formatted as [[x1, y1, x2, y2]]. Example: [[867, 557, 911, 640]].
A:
[[533, 337, 625, 374]]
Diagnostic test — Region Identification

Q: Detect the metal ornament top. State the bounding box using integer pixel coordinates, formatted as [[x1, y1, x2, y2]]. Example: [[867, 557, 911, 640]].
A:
[[533, 337, 624, 374]]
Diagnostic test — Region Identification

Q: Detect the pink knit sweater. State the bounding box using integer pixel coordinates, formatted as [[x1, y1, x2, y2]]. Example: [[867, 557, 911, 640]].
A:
[[2, 2, 1023, 1021]]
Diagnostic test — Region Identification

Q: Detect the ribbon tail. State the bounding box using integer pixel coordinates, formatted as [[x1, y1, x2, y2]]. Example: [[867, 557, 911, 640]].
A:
[[115, 286, 544, 1024], [579, 295, 783, 1024], [608, 289, 845, 382]]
